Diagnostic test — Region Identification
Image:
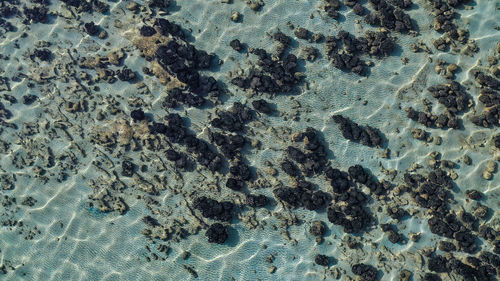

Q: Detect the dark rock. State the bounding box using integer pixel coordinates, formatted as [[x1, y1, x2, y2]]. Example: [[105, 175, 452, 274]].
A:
[[454, 231, 478, 253], [22, 94, 38, 105], [61, 0, 92, 11], [364, 31, 395, 57], [389, 0, 412, 9], [33, 48, 52, 61], [117, 67, 136, 81], [287, 127, 328, 176], [230, 39, 243, 52], [210, 102, 253, 132], [386, 206, 407, 220], [380, 224, 402, 243], [423, 273, 442, 281], [325, 167, 351, 193], [302, 190, 332, 210], [427, 81, 470, 114], [332, 115, 383, 147], [273, 185, 330, 211], [478, 88, 500, 107], [84, 22, 100, 36], [229, 161, 251, 181], [226, 178, 244, 191], [294, 27, 310, 40], [23, 5, 48, 23], [154, 18, 184, 38], [428, 255, 450, 273], [324, 0, 341, 19], [281, 160, 301, 177], [287, 146, 307, 164], [130, 109, 145, 121], [406, 107, 459, 129], [149, 122, 167, 134], [478, 225, 499, 241], [165, 149, 181, 161], [439, 241, 456, 252], [92, 0, 109, 13], [251, 99, 273, 114], [480, 251, 500, 269], [465, 190, 482, 200], [209, 132, 246, 160], [366, 0, 414, 32], [470, 105, 499, 128], [309, 221, 326, 236], [162, 87, 206, 109], [473, 70, 500, 90], [140, 25, 157, 37], [245, 194, 269, 208], [353, 3, 365, 15], [327, 188, 372, 233], [193, 196, 234, 222], [205, 223, 228, 244], [149, 0, 171, 9], [314, 254, 330, 266], [352, 263, 379, 281], [273, 31, 292, 46], [387, 230, 401, 243], [121, 160, 135, 177], [231, 45, 302, 94]]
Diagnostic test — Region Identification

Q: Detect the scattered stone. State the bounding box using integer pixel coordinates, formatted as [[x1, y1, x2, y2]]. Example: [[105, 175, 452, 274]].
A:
[[231, 12, 241, 22], [230, 39, 243, 52]]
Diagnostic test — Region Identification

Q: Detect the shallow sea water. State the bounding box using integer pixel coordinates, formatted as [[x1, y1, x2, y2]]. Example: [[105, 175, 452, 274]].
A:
[[0, 0, 499, 280]]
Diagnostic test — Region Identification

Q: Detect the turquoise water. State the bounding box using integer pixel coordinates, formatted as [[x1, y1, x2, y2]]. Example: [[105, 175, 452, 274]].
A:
[[0, 0, 499, 280]]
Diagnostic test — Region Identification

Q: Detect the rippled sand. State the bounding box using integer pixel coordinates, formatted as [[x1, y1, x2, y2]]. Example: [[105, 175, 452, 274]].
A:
[[0, 0, 499, 280]]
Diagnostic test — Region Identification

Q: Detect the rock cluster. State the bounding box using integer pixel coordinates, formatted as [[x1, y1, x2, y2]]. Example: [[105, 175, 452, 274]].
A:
[[211, 102, 253, 132], [332, 115, 384, 147], [286, 127, 328, 177], [231, 31, 303, 94], [352, 263, 379, 281], [193, 196, 234, 222], [274, 184, 332, 211], [470, 71, 500, 127], [427, 81, 470, 114], [405, 107, 459, 129], [205, 223, 228, 244], [365, 0, 414, 33]]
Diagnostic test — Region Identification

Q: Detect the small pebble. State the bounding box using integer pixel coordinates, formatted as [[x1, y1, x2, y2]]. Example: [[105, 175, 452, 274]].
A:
[[231, 12, 241, 22], [268, 266, 276, 274]]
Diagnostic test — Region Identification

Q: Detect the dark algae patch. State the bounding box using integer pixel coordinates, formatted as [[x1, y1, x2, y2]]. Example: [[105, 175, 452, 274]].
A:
[[0, 0, 499, 280]]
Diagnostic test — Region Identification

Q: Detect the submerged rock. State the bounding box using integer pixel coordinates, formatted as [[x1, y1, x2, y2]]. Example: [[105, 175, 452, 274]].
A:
[[206, 223, 228, 244]]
